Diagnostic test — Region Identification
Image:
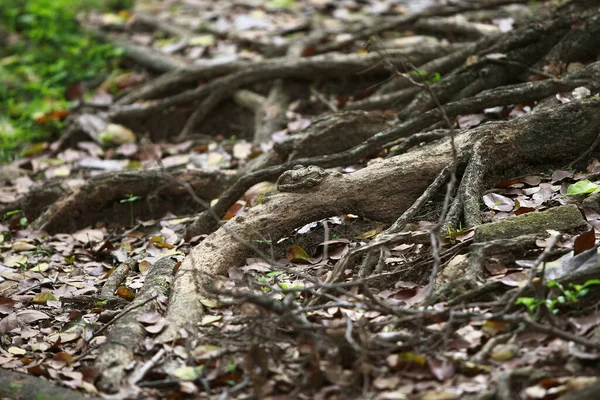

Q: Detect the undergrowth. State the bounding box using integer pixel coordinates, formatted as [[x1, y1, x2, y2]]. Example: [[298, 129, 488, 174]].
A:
[[0, 0, 130, 161]]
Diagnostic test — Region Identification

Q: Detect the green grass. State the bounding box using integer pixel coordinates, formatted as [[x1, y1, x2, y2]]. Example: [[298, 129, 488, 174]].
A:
[[0, 0, 127, 161]]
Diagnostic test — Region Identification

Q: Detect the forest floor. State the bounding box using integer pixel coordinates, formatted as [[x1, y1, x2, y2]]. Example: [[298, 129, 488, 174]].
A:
[[2, 0, 600, 399]]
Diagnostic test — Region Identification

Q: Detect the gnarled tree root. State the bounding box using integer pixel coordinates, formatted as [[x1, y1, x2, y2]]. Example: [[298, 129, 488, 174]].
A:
[[94, 257, 175, 394], [159, 97, 600, 341], [29, 169, 237, 234]]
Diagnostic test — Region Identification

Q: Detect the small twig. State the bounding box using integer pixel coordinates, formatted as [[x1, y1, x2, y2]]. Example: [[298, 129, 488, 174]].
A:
[[486, 58, 555, 79], [310, 86, 339, 113], [499, 314, 600, 351], [128, 349, 166, 385], [345, 317, 361, 352], [16, 272, 59, 295]]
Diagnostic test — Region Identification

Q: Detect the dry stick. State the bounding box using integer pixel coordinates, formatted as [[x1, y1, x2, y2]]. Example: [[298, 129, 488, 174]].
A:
[[387, 164, 454, 234], [387, 129, 449, 156], [471, 331, 514, 364], [186, 76, 594, 236], [310, 86, 339, 113], [501, 232, 562, 314], [16, 272, 59, 295], [128, 348, 166, 386], [218, 377, 250, 400], [89, 26, 187, 73], [497, 314, 600, 351]]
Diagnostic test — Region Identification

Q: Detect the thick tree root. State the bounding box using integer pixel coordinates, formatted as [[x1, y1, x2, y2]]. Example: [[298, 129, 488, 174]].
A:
[[111, 48, 453, 118], [29, 169, 237, 233], [161, 98, 600, 340], [187, 64, 600, 236], [94, 257, 175, 393]]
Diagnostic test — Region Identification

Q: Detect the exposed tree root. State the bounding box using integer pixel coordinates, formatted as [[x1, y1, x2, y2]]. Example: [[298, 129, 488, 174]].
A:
[[243, 110, 396, 173], [414, 16, 500, 39], [29, 169, 237, 234], [187, 64, 600, 236], [161, 98, 600, 340], [100, 252, 149, 300], [47, 3, 600, 396], [233, 80, 291, 145], [94, 257, 175, 394]]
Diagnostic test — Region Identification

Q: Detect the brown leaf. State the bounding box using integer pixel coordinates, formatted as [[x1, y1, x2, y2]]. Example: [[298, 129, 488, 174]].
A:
[[34, 110, 70, 124], [53, 352, 74, 362], [0, 297, 16, 314], [574, 229, 595, 255], [116, 286, 135, 301], [16, 310, 50, 323], [222, 201, 245, 221]]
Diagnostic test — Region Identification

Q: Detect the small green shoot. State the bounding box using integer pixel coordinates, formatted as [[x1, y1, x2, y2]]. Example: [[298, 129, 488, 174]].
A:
[[516, 279, 600, 315], [120, 194, 141, 227], [223, 358, 237, 373], [2, 209, 22, 221]]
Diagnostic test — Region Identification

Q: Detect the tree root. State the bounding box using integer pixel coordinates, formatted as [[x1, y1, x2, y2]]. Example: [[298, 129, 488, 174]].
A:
[[94, 257, 175, 393], [29, 169, 237, 234], [162, 98, 600, 340], [186, 64, 600, 236], [111, 48, 449, 114], [313, 0, 528, 54]]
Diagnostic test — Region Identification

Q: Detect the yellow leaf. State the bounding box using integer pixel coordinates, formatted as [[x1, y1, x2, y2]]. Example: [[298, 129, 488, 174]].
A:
[[199, 298, 219, 308], [286, 245, 310, 262], [32, 292, 57, 304], [355, 227, 383, 239]]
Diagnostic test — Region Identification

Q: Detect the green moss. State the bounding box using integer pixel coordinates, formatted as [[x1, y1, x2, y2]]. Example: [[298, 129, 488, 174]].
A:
[[474, 205, 588, 242]]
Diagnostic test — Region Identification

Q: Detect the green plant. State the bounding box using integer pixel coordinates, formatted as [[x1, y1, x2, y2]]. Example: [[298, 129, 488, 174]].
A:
[[223, 358, 237, 373], [16, 261, 28, 271], [407, 70, 442, 84], [2, 209, 22, 221], [446, 223, 464, 239], [547, 279, 600, 308], [516, 279, 600, 315], [120, 194, 141, 227], [96, 299, 108, 307], [0, 0, 122, 158]]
